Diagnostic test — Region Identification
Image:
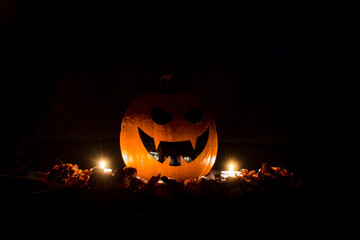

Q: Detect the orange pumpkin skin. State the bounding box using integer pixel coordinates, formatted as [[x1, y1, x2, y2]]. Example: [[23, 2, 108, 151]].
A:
[[120, 93, 217, 181]]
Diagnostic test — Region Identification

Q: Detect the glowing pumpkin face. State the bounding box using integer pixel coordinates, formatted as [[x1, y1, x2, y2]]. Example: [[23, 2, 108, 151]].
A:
[[120, 77, 217, 181]]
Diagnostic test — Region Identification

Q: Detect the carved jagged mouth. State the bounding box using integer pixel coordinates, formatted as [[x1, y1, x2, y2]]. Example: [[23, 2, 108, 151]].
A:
[[138, 127, 209, 166]]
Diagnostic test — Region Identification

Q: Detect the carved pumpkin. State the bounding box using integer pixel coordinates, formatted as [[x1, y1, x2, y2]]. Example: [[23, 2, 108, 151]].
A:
[[120, 75, 218, 181]]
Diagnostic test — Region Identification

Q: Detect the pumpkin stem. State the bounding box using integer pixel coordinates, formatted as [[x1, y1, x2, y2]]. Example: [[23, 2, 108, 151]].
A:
[[160, 74, 178, 94]]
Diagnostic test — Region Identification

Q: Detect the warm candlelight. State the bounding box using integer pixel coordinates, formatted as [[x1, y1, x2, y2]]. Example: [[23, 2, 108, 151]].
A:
[[221, 163, 242, 178], [229, 163, 234, 176], [99, 160, 112, 173]]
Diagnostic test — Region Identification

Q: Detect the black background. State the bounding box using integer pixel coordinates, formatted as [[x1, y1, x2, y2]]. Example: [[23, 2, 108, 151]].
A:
[[2, 1, 334, 176]]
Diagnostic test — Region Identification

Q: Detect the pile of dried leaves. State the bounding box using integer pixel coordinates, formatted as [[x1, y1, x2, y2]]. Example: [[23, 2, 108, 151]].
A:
[[46, 163, 91, 188], [46, 163, 300, 198]]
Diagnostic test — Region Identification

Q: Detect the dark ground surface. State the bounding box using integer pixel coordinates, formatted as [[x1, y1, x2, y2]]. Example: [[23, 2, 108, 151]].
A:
[[1, 171, 333, 227]]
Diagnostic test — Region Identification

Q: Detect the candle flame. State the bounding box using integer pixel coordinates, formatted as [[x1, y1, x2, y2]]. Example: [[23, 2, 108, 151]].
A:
[[229, 163, 234, 172], [221, 161, 241, 179], [100, 160, 106, 169], [98, 160, 112, 173]]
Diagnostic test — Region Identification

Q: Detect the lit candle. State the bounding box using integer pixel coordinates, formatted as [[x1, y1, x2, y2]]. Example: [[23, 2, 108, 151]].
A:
[[229, 164, 234, 177], [99, 160, 112, 173], [221, 163, 242, 178]]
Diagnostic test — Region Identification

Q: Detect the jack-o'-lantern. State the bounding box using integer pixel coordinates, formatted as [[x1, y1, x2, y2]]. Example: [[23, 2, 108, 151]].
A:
[[120, 75, 217, 181]]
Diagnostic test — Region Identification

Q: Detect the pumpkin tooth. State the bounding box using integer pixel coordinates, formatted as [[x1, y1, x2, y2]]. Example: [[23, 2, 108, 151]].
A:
[[189, 137, 197, 149], [154, 138, 161, 150]]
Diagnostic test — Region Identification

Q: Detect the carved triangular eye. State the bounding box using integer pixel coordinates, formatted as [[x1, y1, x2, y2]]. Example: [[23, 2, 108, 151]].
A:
[[183, 107, 203, 124], [151, 107, 173, 125]]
